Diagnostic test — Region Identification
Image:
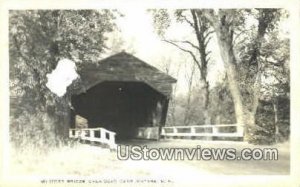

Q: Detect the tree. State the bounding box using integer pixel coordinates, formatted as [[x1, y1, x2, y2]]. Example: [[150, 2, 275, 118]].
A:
[[157, 55, 182, 126], [258, 31, 290, 142], [201, 9, 286, 142], [208, 78, 236, 125], [151, 9, 214, 124], [183, 62, 197, 126], [106, 28, 137, 55], [9, 10, 117, 148]]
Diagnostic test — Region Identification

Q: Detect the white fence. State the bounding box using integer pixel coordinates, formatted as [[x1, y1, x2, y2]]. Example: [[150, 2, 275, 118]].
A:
[[69, 127, 117, 149], [161, 124, 244, 139]]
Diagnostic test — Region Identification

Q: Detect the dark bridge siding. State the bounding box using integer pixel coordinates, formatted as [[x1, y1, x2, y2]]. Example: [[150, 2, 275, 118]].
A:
[[70, 52, 176, 140], [79, 52, 176, 98], [71, 81, 168, 140]]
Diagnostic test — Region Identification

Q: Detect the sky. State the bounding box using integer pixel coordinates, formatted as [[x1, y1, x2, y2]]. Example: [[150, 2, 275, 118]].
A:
[[45, 9, 225, 97], [108, 9, 290, 96], [47, 9, 289, 97], [110, 8, 225, 95]]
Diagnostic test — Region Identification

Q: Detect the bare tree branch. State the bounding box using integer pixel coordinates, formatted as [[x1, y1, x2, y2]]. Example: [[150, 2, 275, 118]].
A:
[[204, 30, 214, 41], [162, 39, 201, 70], [206, 56, 211, 63], [204, 36, 213, 49], [180, 14, 195, 28], [206, 51, 212, 57], [191, 10, 204, 52], [168, 40, 200, 51]]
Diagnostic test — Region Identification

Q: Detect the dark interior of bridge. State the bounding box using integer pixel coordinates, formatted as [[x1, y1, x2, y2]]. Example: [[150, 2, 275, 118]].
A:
[[71, 81, 167, 140]]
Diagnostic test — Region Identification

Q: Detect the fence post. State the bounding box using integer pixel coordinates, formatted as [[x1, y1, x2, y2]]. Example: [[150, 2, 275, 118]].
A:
[[109, 132, 116, 149], [100, 128, 106, 143], [76, 129, 80, 138], [173, 127, 177, 135], [212, 126, 218, 135], [69, 129, 72, 138], [236, 125, 244, 137], [81, 129, 86, 142], [191, 127, 195, 135], [90, 129, 94, 142]]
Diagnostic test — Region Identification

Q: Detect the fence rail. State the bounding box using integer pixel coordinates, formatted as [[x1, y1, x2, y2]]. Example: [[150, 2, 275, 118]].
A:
[[161, 124, 244, 138], [69, 127, 117, 149]]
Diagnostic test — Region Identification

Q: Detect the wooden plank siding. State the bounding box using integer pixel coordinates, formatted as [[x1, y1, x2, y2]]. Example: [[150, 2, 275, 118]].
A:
[[78, 52, 176, 98]]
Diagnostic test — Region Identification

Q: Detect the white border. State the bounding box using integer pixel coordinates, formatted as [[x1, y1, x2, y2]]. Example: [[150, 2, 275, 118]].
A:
[[0, 0, 299, 186]]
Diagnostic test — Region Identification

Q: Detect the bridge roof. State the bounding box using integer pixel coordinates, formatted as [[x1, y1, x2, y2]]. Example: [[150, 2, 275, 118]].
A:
[[78, 52, 176, 97]]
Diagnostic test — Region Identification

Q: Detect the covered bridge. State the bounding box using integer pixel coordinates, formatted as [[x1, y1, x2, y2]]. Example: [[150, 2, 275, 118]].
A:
[[70, 52, 176, 140]]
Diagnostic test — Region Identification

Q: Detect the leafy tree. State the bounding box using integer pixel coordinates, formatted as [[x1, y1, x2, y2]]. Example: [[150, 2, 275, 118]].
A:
[[9, 10, 117, 148], [208, 79, 236, 125], [201, 9, 288, 143], [256, 31, 290, 143], [151, 9, 213, 124]]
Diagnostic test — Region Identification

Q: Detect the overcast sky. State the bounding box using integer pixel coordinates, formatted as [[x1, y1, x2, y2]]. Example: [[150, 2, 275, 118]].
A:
[[105, 8, 289, 95], [105, 8, 225, 95]]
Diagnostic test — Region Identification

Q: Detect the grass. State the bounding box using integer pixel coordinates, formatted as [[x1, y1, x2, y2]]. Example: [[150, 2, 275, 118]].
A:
[[9, 139, 290, 177]]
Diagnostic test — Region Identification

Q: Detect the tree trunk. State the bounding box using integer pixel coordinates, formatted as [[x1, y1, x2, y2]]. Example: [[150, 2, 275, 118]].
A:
[[215, 31, 246, 127], [201, 9, 279, 142], [183, 63, 195, 126], [203, 80, 210, 124], [272, 99, 280, 142]]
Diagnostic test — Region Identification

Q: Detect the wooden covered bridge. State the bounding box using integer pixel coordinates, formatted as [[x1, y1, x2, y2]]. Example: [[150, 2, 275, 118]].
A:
[[69, 52, 176, 143], [68, 52, 244, 148]]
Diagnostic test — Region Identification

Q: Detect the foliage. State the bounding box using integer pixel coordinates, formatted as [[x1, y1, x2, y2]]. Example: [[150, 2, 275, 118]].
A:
[[151, 9, 214, 124], [9, 10, 118, 148], [233, 10, 289, 144], [250, 97, 289, 144], [208, 81, 236, 124], [150, 9, 171, 37], [162, 9, 289, 144]]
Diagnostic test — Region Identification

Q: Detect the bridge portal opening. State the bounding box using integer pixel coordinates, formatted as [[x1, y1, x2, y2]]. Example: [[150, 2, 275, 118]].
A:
[[71, 81, 168, 140]]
